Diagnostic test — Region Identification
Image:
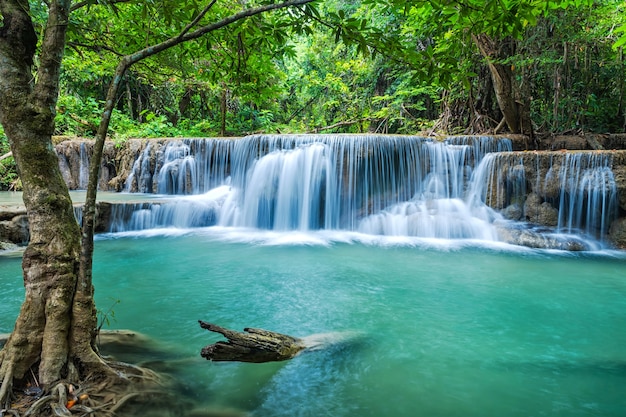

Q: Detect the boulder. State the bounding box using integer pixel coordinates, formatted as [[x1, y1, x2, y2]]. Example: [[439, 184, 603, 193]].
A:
[[523, 193, 559, 226], [0, 214, 29, 245], [609, 217, 626, 249], [496, 226, 588, 251], [502, 204, 523, 220]]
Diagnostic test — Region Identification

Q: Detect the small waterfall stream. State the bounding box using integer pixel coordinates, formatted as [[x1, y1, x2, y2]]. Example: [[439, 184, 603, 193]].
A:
[[472, 151, 619, 242], [78, 142, 90, 189], [85, 134, 622, 249], [124, 139, 233, 194]]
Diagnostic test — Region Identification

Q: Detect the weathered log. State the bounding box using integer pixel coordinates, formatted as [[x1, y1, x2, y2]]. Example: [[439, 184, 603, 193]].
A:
[[199, 321, 306, 363]]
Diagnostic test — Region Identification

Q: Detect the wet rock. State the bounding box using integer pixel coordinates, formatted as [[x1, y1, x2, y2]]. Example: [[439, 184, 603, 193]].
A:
[[536, 134, 626, 151], [537, 164, 562, 200], [95, 202, 112, 232], [609, 217, 626, 249], [611, 165, 626, 212], [541, 135, 589, 151], [55, 139, 118, 191], [496, 226, 588, 251], [502, 204, 523, 220], [0, 214, 29, 245], [523, 193, 559, 226], [0, 241, 19, 251]]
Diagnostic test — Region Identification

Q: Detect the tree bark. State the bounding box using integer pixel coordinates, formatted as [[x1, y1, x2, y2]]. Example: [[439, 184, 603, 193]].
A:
[[472, 34, 533, 137], [0, 0, 81, 393]]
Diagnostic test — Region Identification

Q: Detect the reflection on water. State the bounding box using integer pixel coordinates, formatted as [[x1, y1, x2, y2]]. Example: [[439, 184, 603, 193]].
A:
[[1, 231, 626, 416]]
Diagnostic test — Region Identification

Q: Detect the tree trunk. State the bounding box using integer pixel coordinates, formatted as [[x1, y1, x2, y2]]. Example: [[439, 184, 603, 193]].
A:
[[220, 85, 228, 136], [177, 87, 195, 124], [126, 77, 134, 120], [472, 34, 533, 137], [0, 0, 89, 396]]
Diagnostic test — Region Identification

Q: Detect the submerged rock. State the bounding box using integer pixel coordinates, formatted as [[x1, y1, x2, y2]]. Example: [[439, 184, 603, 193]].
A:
[[186, 407, 249, 417], [502, 204, 523, 221], [496, 225, 589, 251]]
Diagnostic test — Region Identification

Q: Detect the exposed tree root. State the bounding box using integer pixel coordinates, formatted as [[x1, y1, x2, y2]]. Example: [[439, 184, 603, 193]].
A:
[[0, 363, 14, 411], [0, 358, 178, 417]]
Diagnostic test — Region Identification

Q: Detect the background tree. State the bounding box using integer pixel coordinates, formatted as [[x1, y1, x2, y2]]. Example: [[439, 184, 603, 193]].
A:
[[360, 0, 625, 137]]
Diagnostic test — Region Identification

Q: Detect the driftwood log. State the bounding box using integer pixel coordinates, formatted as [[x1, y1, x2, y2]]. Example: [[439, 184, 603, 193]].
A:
[[199, 320, 306, 363]]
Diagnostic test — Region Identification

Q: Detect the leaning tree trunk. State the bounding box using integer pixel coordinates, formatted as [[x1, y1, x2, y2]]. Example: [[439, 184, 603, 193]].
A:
[[0, 0, 106, 403], [472, 34, 533, 137]]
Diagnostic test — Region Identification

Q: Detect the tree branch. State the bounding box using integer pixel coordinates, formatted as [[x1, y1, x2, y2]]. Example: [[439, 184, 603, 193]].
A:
[[70, 0, 131, 13], [123, 0, 315, 67], [67, 40, 125, 57], [78, 0, 319, 344], [309, 118, 373, 133], [199, 321, 305, 362], [32, 0, 72, 117], [177, 0, 218, 40]]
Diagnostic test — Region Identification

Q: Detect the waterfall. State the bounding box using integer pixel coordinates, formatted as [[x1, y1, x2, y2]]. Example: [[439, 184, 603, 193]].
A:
[[101, 134, 622, 248], [78, 142, 90, 189], [109, 186, 230, 232], [125, 142, 155, 193], [112, 135, 510, 238], [124, 139, 233, 194], [555, 153, 618, 238], [226, 135, 510, 233], [471, 151, 619, 241]]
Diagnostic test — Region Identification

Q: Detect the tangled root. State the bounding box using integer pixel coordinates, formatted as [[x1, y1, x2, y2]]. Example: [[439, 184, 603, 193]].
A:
[[2, 360, 178, 417]]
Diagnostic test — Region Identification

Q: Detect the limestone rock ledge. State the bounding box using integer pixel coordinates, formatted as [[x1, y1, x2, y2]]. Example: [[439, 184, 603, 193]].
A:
[[483, 150, 626, 249]]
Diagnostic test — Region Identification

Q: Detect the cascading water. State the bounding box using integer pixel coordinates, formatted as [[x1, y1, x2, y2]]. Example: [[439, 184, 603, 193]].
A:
[[220, 134, 512, 237], [78, 142, 90, 189], [103, 134, 621, 249], [219, 143, 331, 230], [555, 153, 618, 238], [124, 139, 233, 194], [108, 187, 231, 232], [112, 135, 511, 239], [471, 151, 619, 242], [125, 142, 155, 193]]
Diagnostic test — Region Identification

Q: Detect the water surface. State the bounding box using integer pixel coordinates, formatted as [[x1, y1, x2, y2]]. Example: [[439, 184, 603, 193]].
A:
[[2, 231, 625, 416]]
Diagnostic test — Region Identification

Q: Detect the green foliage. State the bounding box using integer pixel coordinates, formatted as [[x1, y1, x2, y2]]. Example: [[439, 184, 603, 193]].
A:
[[354, 0, 623, 133], [0, 126, 6, 150], [0, 128, 19, 191], [96, 298, 120, 333], [519, 2, 625, 132], [41, 0, 626, 142]]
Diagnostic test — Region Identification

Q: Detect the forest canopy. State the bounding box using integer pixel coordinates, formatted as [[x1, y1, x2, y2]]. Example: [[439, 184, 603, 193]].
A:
[[1, 0, 625, 144]]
